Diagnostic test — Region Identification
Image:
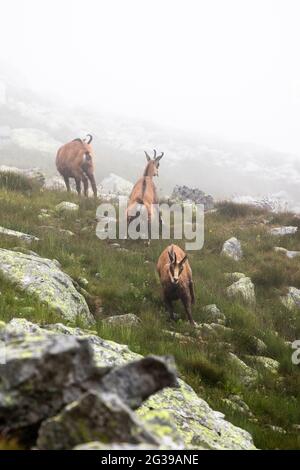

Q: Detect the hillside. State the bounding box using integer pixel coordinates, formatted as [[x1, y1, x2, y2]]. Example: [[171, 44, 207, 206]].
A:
[[1, 68, 300, 211], [0, 176, 300, 449]]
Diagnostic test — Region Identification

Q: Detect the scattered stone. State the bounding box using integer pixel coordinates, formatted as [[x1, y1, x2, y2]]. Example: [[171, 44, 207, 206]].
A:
[[221, 237, 243, 261], [74, 442, 166, 450], [266, 425, 286, 434], [274, 247, 300, 259], [102, 314, 141, 328], [77, 277, 89, 288], [0, 249, 94, 324], [202, 304, 226, 324], [55, 202, 79, 213], [110, 243, 121, 249], [227, 277, 256, 305], [281, 287, 300, 310], [270, 226, 298, 236], [0, 226, 39, 243]]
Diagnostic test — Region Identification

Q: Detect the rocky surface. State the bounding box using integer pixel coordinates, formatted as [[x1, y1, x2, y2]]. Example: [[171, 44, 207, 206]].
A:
[[202, 304, 226, 324], [0, 319, 256, 450], [99, 173, 133, 197], [171, 185, 214, 211], [222, 237, 243, 261], [0, 248, 93, 324], [227, 277, 256, 304], [0, 226, 39, 243]]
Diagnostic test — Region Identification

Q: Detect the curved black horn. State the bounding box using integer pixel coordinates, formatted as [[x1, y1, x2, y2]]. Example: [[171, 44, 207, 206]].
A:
[[144, 150, 151, 161], [153, 149, 157, 158], [156, 151, 164, 161], [86, 134, 93, 144]]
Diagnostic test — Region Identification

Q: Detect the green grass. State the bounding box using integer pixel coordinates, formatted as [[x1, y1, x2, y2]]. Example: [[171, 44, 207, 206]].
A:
[[1, 190, 300, 449]]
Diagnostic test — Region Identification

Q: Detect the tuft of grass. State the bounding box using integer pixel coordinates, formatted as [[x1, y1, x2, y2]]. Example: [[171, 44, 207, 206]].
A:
[[0, 171, 40, 193]]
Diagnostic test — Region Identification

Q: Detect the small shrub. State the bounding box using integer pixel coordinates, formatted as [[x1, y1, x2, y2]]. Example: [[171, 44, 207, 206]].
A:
[[0, 171, 39, 193]]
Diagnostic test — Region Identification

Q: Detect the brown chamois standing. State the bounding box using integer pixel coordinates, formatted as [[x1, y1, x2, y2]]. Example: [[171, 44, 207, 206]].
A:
[[157, 244, 196, 326], [56, 134, 97, 197], [126, 149, 164, 242]]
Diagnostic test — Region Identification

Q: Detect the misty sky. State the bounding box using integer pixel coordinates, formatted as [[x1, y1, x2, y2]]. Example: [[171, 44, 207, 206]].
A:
[[1, 0, 300, 154]]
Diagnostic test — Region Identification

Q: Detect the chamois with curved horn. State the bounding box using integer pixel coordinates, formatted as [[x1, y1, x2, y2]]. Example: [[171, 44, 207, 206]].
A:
[[56, 134, 97, 197], [157, 244, 196, 326], [127, 149, 164, 242]]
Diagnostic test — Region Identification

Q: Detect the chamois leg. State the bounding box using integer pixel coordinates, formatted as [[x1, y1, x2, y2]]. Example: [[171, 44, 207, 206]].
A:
[[75, 178, 82, 196], [63, 176, 71, 192], [189, 280, 195, 305], [182, 294, 196, 327], [164, 297, 176, 322], [82, 174, 89, 197], [87, 173, 97, 198]]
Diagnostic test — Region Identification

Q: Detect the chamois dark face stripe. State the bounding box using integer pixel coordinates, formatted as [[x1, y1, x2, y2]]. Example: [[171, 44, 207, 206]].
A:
[[141, 177, 147, 198]]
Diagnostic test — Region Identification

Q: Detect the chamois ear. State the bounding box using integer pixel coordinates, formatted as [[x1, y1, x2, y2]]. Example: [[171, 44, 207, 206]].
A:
[[179, 254, 188, 266], [144, 151, 151, 161], [168, 247, 176, 264]]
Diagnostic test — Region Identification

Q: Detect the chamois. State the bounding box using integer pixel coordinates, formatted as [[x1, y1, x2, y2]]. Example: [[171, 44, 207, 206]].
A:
[[157, 244, 196, 326], [56, 134, 97, 197], [127, 149, 164, 241]]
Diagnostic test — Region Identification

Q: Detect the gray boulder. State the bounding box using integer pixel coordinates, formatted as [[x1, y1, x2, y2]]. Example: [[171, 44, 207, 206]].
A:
[[55, 201, 79, 213], [274, 247, 300, 259], [227, 277, 256, 305], [0, 249, 94, 324], [171, 185, 214, 211], [222, 237, 243, 261], [202, 304, 226, 324]]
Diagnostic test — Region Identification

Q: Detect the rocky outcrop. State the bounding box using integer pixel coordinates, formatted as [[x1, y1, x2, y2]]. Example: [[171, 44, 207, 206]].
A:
[[0, 226, 39, 243], [0, 165, 45, 187], [227, 277, 256, 305], [171, 185, 214, 211], [99, 173, 133, 197], [202, 304, 226, 325], [0, 249, 93, 324], [0, 319, 256, 450], [222, 237, 243, 261]]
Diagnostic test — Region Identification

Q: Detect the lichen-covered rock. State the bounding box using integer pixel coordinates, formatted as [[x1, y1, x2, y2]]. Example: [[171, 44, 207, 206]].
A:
[[221, 237, 243, 261], [0, 249, 93, 324], [37, 391, 159, 450], [102, 313, 141, 327], [0, 319, 177, 440], [225, 272, 246, 281], [221, 395, 253, 417], [227, 277, 256, 305], [0, 226, 39, 243], [55, 202, 79, 213], [281, 287, 300, 310], [0, 319, 256, 450]]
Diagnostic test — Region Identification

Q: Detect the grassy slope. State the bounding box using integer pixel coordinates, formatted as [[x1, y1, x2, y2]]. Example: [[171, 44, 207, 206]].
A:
[[0, 183, 300, 450]]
